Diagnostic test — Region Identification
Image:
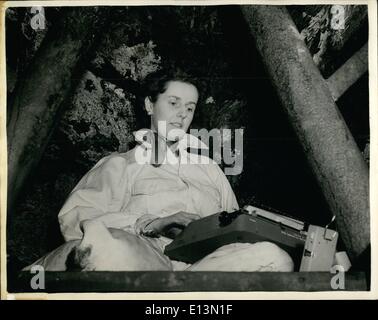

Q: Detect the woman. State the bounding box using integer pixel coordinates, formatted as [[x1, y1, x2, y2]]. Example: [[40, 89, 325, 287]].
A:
[[26, 69, 293, 272]]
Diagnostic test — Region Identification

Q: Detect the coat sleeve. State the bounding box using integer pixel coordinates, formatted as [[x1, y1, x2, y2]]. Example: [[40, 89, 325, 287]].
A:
[[209, 162, 239, 213], [58, 155, 155, 241]]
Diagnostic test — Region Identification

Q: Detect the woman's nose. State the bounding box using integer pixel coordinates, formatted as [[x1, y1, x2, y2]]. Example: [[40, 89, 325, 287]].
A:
[[177, 106, 188, 119]]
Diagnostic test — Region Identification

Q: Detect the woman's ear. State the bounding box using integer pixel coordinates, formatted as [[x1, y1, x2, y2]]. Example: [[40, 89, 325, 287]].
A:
[[144, 97, 154, 116]]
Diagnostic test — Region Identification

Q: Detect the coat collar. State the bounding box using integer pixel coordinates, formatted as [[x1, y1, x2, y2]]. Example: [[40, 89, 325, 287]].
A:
[[133, 128, 209, 151], [133, 128, 209, 166]]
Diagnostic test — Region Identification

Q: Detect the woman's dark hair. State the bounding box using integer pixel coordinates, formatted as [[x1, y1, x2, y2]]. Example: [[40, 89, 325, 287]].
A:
[[142, 68, 199, 103]]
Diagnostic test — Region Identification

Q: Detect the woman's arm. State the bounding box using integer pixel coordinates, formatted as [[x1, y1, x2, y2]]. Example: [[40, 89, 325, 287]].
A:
[[138, 162, 238, 237], [210, 162, 240, 212], [139, 212, 201, 237], [58, 155, 146, 241]]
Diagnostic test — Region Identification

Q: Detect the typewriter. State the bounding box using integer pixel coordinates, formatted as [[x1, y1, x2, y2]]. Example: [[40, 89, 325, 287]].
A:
[[164, 205, 339, 271]]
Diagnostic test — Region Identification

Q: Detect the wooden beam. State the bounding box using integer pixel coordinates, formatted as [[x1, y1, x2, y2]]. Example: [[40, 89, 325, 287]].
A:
[[14, 271, 367, 292], [326, 43, 368, 101], [240, 6, 369, 262], [290, 5, 368, 75], [6, 8, 105, 210]]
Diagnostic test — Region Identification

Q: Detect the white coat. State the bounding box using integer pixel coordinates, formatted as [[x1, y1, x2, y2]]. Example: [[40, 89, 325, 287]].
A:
[[25, 130, 293, 272]]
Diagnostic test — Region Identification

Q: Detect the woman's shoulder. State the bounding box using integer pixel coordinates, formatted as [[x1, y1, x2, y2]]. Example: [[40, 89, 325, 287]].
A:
[[91, 146, 142, 171]]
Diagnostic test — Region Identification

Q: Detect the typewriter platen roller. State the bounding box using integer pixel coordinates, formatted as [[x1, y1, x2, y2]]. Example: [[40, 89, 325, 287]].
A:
[[164, 205, 339, 271]]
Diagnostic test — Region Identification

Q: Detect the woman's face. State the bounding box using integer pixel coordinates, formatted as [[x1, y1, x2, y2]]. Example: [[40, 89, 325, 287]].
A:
[[145, 80, 198, 141]]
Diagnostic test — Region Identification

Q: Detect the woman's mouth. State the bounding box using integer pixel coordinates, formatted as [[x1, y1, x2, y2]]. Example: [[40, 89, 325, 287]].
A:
[[170, 122, 183, 128]]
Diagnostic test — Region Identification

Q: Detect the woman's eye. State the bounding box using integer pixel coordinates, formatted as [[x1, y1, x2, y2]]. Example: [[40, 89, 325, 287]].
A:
[[187, 104, 196, 112]]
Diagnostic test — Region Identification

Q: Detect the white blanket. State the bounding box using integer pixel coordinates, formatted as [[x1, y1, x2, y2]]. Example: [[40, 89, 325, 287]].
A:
[[24, 220, 294, 272]]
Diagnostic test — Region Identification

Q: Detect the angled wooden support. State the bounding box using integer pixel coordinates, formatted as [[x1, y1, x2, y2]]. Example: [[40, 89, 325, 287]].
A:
[[240, 6, 369, 262], [7, 8, 106, 210], [327, 43, 368, 101]]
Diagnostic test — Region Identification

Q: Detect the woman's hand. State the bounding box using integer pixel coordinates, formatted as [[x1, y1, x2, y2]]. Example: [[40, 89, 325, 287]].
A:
[[146, 212, 201, 236]]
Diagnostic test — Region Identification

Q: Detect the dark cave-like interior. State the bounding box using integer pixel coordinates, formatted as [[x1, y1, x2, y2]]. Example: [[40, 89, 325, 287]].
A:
[[5, 5, 370, 287]]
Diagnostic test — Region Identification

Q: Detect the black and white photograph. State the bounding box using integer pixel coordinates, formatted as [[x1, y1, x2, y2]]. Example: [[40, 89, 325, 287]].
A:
[[1, 0, 376, 298]]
